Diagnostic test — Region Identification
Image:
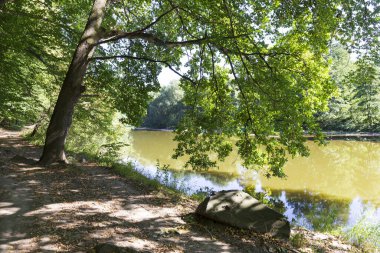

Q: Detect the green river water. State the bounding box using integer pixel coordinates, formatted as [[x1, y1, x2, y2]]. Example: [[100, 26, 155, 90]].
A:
[[123, 131, 380, 233]]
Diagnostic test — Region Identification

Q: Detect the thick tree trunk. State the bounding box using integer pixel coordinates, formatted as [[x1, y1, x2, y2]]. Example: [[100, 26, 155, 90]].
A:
[[38, 0, 107, 165]]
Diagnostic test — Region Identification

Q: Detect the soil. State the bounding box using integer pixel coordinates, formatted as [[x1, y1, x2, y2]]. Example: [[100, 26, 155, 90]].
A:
[[0, 128, 360, 253]]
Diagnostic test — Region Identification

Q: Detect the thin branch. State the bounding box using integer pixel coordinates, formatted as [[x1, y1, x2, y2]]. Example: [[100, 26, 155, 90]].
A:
[[25, 48, 62, 86], [26, 48, 48, 65], [222, 0, 278, 103], [99, 22, 250, 49], [226, 53, 257, 137], [98, 30, 210, 47], [208, 43, 223, 106], [137, 6, 177, 32], [216, 44, 293, 58], [81, 94, 99, 97], [167, 0, 198, 39], [198, 42, 205, 81], [99, 7, 177, 44], [90, 54, 197, 85]]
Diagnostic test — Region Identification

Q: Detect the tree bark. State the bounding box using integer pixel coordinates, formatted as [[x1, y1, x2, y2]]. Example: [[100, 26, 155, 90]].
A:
[[38, 0, 107, 165]]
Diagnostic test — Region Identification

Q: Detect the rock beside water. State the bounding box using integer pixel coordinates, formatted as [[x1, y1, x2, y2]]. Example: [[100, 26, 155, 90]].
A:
[[195, 190, 290, 239]]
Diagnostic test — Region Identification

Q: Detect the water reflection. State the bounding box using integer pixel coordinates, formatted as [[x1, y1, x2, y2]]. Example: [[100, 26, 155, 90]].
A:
[[347, 197, 380, 227], [123, 131, 380, 232], [274, 190, 350, 231], [123, 158, 243, 193]]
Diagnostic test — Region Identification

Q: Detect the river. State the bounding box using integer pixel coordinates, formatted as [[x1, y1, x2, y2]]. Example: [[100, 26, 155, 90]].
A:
[[122, 130, 380, 233]]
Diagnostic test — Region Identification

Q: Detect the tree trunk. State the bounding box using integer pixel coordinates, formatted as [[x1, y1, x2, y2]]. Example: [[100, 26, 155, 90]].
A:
[[38, 0, 107, 165]]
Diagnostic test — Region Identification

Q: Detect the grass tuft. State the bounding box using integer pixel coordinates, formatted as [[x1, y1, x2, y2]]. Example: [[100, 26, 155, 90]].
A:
[[343, 215, 380, 252], [290, 233, 306, 248]]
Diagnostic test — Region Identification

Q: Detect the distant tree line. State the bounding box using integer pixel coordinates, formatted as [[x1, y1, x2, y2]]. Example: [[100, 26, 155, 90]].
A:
[[141, 83, 186, 129], [318, 44, 380, 132]]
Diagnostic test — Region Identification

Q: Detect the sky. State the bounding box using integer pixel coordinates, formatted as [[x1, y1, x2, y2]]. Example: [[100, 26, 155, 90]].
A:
[[158, 67, 180, 86]]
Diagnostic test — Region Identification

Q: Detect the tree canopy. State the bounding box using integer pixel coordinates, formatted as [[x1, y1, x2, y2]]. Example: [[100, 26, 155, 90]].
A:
[[1, 0, 379, 176]]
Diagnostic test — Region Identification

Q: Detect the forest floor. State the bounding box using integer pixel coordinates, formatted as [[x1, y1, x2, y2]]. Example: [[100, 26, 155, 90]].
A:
[[0, 128, 360, 253]]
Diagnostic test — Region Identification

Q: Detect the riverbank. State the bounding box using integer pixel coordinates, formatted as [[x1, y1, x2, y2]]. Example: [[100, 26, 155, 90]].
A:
[[0, 128, 361, 252]]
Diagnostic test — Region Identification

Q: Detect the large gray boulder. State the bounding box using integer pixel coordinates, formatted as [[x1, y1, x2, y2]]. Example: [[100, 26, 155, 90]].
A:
[[195, 190, 290, 239]]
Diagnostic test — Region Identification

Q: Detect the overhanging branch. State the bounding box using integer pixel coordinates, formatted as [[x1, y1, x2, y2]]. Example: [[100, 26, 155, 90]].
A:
[[99, 5, 177, 45], [98, 30, 210, 47], [90, 54, 197, 85], [99, 6, 178, 45]]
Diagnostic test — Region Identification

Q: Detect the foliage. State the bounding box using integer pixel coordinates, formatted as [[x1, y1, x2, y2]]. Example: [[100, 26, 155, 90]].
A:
[[243, 185, 285, 213], [0, 0, 80, 126], [318, 47, 380, 132], [29, 94, 130, 160], [347, 57, 380, 131], [98, 142, 129, 161], [190, 187, 214, 202], [290, 233, 306, 248], [68, 101, 130, 158], [141, 83, 185, 129], [317, 44, 355, 131], [2, 0, 380, 176], [343, 214, 380, 251], [0, 0, 131, 158]]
